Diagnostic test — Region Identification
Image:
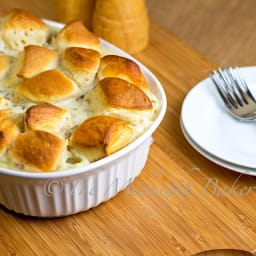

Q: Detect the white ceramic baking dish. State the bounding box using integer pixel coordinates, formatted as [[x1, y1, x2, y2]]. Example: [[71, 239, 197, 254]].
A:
[[0, 20, 167, 217]]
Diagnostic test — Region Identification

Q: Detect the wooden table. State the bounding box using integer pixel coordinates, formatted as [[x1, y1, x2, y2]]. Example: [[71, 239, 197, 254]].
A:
[[1, 2, 256, 256], [146, 0, 256, 67]]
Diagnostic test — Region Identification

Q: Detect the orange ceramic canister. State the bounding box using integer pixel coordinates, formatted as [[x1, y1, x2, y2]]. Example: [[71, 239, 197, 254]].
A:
[[92, 0, 149, 54]]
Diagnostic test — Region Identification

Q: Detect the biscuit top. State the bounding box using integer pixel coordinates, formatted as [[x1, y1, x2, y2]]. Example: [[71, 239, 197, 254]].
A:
[[98, 55, 148, 90], [62, 47, 100, 72], [70, 115, 132, 155], [17, 45, 58, 79], [99, 77, 152, 109], [2, 8, 47, 31], [15, 69, 76, 102], [10, 130, 65, 172], [25, 103, 69, 133], [56, 20, 100, 51], [0, 109, 20, 155], [1, 8, 48, 51], [0, 55, 13, 79]]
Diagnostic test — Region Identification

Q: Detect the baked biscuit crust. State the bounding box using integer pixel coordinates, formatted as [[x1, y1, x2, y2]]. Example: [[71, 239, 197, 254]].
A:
[[15, 69, 76, 102], [1, 8, 48, 51], [70, 116, 133, 160], [56, 20, 100, 51], [2, 8, 46, 30], [0, 55, 13, 79], [10, 130, 65, 171], [98, 55, 148, 90], [25, 103, 69, 134], [63, 47, 100, 70], [17, 45, 58, 79], [0, 109, 20, 155], [100, 77, 152, 109], [61, 47, 100, 89]]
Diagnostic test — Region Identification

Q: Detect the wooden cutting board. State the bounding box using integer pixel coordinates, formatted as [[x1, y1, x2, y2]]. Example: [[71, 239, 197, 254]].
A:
[[194, 249, 256, 256], [0, 2, 256, 256]]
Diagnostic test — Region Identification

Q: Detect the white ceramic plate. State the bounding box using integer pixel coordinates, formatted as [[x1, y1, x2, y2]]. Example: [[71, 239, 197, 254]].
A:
[[181, 66, 256, 169], [180, 118, 256, 176]]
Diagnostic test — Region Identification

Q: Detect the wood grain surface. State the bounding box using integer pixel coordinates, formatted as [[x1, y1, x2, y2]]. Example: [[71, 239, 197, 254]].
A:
[[0, 1, 256, 256], [146, 0, 256, 67], [193, 249, 256, 256]]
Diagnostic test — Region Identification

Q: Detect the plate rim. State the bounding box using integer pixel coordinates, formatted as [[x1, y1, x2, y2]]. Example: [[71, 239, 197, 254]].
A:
[[180, 117, 256, 176], [181, 66, 256, 169]]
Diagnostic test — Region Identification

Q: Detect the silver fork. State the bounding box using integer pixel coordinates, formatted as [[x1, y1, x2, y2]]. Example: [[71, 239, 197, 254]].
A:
[[209, 67, 256, 121]]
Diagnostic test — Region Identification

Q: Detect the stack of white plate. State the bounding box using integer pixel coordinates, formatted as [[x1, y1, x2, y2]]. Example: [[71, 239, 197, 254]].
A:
[[181, 66, 256, 176]]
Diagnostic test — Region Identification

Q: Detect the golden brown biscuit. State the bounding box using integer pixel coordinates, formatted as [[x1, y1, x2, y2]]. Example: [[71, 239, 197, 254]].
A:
[[61, 47, 100, 90], [6, 45, 58, 88], [25, 103, 70, 134], [9, 130, 65, 172], [70, 116, 133, 161], [56, 20, 100, 52], [99, 77, 152, 109], [15, 69, 77, 103], [87, 77, 153, 123], [0, 109, 20, 155], [0, 54, 13, 80], [98, 55, 148, 90], [16, 45, 58, 79], [1, 8, 48, 51]]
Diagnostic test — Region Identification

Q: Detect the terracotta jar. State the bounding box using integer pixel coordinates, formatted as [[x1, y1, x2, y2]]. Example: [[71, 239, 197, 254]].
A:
[[92, 0, 149, 54]]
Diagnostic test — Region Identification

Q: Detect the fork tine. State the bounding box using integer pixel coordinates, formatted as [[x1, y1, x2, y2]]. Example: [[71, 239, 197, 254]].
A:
[[218, 68, 245, 107], [226, 67, 249, 105], [214, 69, 240, 108], [209, 67, 256, 121], [233, 67, 256, 102], [222, 68, 248, 105], [209, 71, 236, 109]]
